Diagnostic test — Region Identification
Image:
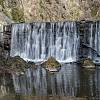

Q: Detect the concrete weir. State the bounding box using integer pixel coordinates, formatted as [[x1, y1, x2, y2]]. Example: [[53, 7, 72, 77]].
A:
[[0, 20, 100, 64]]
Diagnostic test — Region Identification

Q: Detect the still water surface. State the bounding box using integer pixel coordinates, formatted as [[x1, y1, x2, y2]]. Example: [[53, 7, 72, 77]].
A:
[[0, 63, 100, 99]]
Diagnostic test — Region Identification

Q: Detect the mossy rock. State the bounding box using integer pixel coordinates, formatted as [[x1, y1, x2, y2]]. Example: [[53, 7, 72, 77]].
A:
[[42, 57, 61, 72], [81, 58, 95, 69], [6, 56, 27, 66], [6, 56, 35, 74]]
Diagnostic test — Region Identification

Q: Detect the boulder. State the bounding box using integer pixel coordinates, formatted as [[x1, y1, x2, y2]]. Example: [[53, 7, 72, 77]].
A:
[[42, 57, 61, 72], [6, 56, 35, 74], [81, 58, 95, 69]]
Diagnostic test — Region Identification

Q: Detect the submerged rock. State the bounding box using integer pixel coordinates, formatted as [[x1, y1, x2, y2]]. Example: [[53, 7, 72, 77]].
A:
[[81, 58, 95, 69], [42, 57, 61, 72]]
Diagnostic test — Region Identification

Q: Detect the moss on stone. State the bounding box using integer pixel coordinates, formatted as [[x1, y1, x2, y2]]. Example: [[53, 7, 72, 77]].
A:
[[6, 56, 27, 72], [42, 57, 61, 71], [6, 56, 35, 73], [82, 58, 95, 69], [0, 55, 35, 74]]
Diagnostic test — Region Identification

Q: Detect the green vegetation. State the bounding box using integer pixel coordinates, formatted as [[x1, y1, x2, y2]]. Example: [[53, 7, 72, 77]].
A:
[[11, 7, 25, 22], [39, 0, 45, 19], [0, 0, 4, 5], [6, 56, 35, 73], [0, 56, 35, 74], [81, 58, 95, 69], [91, 7, 98, 17], [0, 0, 25, 22], [43, 57, 61, 69]]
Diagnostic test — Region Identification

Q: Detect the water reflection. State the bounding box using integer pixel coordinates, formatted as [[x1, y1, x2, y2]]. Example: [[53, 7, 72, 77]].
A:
[[12, 63, 80, 96], [77, 67, 100, 98], [0, 63, 100, 98], [0, 74, 14, 100]]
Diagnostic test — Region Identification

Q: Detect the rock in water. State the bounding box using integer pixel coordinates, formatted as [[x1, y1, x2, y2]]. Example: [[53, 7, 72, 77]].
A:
[[27, 61, 35, 68], [42, 57, 61, 72], [81, 58, 95, 69], [6, 56, 35, 74]]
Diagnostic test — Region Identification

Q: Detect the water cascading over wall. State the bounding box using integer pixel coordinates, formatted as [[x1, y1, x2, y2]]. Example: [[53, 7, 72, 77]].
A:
[[10, 22, 80, 62], [83, 21, 100, 63]]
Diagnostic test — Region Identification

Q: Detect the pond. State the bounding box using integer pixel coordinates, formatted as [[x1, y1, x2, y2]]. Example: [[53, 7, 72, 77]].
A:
[[0, 63, 100, 100]]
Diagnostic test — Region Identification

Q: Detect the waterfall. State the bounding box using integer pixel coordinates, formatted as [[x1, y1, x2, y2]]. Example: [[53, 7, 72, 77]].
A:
[[10, 22, 80, 63], [0, 25, 3, 46], [83, 21, 100, 63], [94, 21, 100, 63], [95, 21, 100, 55]]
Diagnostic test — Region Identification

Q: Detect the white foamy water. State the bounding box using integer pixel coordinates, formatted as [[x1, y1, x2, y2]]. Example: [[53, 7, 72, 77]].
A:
[[10, 22, 80, 63]]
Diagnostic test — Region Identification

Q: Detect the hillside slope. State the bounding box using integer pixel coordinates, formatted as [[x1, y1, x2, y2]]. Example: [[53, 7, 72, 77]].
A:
[[0, 0, 100, 22]]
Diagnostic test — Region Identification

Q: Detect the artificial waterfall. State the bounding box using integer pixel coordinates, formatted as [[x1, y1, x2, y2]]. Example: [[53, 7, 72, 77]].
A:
[[10, 22, 80, 63], [83, 21, 100, 63]]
